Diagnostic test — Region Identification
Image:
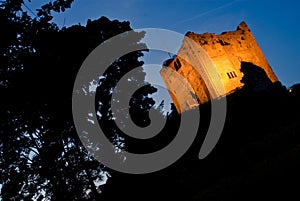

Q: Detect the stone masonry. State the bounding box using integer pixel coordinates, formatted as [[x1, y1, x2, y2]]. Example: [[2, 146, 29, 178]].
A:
[[160, 21, 278, 113]]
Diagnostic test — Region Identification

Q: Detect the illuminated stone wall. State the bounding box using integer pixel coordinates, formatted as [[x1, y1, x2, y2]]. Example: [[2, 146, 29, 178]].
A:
[[160, 21, 278, 113]]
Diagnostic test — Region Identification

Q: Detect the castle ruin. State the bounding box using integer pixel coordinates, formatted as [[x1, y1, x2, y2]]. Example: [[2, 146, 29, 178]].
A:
[[160, 21, 278, 113]]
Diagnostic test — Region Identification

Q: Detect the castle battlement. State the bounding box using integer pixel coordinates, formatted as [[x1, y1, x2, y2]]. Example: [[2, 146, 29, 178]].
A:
[[160, 22, 278, 113]]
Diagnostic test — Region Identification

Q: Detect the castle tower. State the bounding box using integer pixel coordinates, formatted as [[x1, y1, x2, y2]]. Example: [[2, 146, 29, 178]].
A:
[[160, 21, 278, 113]]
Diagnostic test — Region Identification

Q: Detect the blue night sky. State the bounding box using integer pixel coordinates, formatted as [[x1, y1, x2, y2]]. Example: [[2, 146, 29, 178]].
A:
[[28, 0, 300, 87]]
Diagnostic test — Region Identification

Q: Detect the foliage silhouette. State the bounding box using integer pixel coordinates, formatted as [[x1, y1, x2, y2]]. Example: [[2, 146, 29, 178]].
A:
[[1, 1, 300, 201], [0, 1, 156, 200]]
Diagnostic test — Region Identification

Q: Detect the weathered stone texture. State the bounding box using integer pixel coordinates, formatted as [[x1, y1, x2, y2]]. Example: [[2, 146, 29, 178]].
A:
[[161, 21, 278, 112]]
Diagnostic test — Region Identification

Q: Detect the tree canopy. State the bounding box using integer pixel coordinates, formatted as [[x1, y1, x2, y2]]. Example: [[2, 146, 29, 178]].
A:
[[1, 1, 300, 201], [0, 1, 160, 200]]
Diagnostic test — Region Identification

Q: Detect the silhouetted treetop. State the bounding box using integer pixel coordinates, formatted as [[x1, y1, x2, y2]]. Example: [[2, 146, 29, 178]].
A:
[[0, 1, 157, 200]]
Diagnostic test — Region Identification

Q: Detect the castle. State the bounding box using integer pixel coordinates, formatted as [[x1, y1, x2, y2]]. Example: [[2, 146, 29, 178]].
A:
[[160, 22, 278, 113]]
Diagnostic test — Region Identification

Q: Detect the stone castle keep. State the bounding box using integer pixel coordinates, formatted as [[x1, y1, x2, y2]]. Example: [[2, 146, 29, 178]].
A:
[[160, 21, 278, 113]]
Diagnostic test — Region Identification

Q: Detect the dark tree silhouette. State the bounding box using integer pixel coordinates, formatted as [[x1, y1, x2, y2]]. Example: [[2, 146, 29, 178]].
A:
[[1, 1, 300, 201], [0, 1, 158, 200], [240, 61, 273, 92]]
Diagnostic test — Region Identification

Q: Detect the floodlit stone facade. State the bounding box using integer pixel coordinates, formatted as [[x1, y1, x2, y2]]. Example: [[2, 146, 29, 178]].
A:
[[161, 22, 278, 113]]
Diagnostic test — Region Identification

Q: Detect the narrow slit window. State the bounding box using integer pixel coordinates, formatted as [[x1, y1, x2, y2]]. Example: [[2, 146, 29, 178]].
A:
[[227, 71, 238, 79], [232, 71, 237, 77], [227, 72, 232, 79], [174, 59, 181, 71]]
